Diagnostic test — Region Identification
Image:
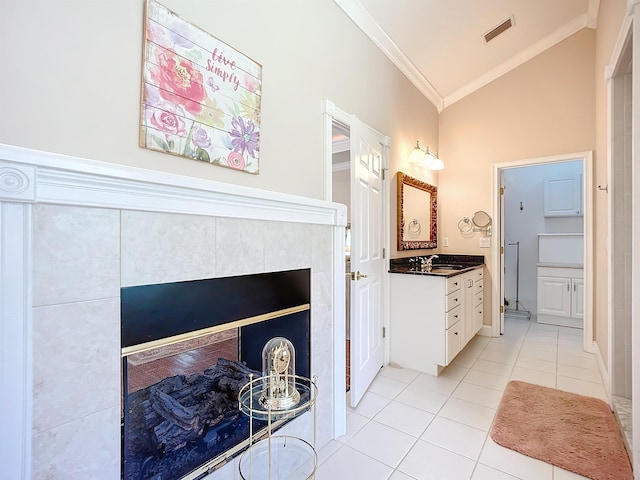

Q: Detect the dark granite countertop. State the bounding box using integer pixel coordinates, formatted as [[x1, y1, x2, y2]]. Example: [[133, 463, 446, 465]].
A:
[[389, 254, 485, 278]]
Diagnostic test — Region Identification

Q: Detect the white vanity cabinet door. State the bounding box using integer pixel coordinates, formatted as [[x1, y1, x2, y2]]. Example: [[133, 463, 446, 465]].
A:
[[536, 266, 583, 328], [390, 273, 447, 376], [537, 276, 571, 317], [571, 278, 584, 319], [462, 268, 484, 346]]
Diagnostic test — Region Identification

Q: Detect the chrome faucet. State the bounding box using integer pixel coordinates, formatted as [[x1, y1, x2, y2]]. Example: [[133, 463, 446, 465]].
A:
[[421, 255, 439, 271]]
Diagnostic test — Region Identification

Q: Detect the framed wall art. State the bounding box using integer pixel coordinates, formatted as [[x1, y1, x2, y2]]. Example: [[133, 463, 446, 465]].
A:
[[140, 0, 262, 174]]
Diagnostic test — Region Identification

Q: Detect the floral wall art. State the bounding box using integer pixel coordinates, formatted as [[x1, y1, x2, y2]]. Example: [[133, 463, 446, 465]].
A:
[[140, 0, 262, 174]]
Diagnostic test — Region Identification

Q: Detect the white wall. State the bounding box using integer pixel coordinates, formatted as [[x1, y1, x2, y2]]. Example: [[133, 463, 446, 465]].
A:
[[503, 160, 583, 314]]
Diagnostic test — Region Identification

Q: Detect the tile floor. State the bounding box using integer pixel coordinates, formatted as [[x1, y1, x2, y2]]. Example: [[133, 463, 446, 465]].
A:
[[316, 317, 609, 480]]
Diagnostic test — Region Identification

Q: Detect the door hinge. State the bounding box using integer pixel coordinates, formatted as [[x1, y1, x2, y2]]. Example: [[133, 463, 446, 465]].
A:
[[382, 247, 386, 259], [500, 187, 505, 195], [500, 305, 504, 313], [500, 246, 504, 254], [382, 327, 386, 338], [382, 169, 387, 180]]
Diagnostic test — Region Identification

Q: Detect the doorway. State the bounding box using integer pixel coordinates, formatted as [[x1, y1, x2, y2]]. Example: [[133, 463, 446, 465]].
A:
[[324, 101, 390, 410], [491, 152, 594, 352], [502, 160, 585, 327], [330, 121, 351, 392]]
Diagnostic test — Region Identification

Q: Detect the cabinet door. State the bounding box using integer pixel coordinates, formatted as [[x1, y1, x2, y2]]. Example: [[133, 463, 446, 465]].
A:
[[544, 176, 582, 217], [537, 276, 571, 317], [460, 269, 482, 349], [473, 302, 483, 334], [571, 278, 584, 319]]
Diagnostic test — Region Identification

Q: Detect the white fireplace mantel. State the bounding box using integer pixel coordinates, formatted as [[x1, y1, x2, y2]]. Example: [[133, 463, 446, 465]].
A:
[[0, 143, 347, 479]]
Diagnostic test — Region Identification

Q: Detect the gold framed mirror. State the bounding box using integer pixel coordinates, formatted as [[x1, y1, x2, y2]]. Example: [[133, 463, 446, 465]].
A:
[[397, 172, 437, 250]]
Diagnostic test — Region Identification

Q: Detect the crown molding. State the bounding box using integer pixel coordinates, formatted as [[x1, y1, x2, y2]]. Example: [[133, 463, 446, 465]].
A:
[[332, 161, 350, 172], [587, 0, 600, 28], [333, 0, 444, 112], [332, 138, 350, 154], [443, 15, 589, 109], [334, 0, 598, 112]]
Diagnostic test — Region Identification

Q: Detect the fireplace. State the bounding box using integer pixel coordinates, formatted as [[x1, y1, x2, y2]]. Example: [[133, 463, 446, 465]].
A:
[[0, 144, 346, 480], [121, 269, 311, 480]]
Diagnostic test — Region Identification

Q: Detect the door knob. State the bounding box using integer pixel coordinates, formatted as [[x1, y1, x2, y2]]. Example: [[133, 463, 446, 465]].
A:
[[351, 271, 369, 281]]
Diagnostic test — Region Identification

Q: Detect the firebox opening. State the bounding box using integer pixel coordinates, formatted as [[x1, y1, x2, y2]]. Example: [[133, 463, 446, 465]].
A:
[[121, 269, 311, 480]]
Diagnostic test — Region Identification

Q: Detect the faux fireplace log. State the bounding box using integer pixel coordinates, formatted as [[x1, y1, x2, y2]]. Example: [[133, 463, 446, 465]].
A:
[[132, 358, 261, 457]]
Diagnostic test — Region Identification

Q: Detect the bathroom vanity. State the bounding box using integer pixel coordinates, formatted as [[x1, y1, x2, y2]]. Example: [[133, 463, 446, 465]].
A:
[[389, 255, 484, 376]]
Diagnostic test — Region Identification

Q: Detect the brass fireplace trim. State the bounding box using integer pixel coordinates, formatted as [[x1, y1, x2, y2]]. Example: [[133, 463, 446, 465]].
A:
[[121, 303, 310, 357]]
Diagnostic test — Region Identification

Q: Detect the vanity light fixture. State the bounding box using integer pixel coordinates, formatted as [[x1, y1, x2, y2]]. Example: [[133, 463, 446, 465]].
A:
[[409, 140, 427, 164], [408, 140, 445, 170], [424, 146, 445, 171]]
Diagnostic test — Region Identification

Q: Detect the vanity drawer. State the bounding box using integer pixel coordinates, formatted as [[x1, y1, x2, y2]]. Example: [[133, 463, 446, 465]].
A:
[[474, 290, 483, 307], [446, 305, 462, 329], [469, 268, 484, 282], [446, 321, 461, 364], [474, 279, 483, 295], [474, 304, 484, 329], [446, 291, 462, 312], [446, 275, 462, 294]]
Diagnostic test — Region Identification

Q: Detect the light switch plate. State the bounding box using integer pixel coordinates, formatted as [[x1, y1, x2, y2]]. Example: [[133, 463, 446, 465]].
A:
[[443, 237, 449, 247], [480, 237, 491, 248]]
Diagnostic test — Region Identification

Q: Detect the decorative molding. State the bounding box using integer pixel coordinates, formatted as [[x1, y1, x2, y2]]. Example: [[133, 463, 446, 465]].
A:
[[332, 0, 444, 112], [0, 203, 32, 480], [587, 0, 600, 28], [332, 161, 350, 172], [0, 161, 35, 202], [607, 14, 633, 78], [0, 144, 347, 227], [604, 65, 614, 80], [332, 138, 350, 154]]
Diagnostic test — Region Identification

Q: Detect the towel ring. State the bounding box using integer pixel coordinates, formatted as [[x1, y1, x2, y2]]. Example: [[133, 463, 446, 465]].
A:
[[407, 218, 421, 235], [458, 217, 473, 233]]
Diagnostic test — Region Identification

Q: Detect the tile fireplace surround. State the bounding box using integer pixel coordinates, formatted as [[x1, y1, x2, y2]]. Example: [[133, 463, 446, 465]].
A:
[[0, 144, 347, 480]]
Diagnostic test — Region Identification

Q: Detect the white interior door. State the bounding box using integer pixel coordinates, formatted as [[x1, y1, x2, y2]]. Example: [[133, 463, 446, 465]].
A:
[[349, 117, 385, 407]]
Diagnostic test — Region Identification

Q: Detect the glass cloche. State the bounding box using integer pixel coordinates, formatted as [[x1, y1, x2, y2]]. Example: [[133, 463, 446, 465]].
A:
[[258, 337, 300, 410]]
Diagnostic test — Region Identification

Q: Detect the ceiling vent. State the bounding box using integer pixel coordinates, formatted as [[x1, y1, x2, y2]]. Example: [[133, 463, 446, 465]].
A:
[[484, 16, 514, 43]]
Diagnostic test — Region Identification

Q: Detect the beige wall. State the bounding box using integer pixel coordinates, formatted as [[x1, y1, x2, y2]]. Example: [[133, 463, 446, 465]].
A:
[[0, 0, 437, 200], [438, 28, 597, 329]]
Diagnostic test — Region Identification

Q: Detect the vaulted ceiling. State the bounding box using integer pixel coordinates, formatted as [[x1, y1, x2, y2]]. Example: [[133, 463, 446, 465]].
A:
[[335, 0, 599, 111]]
